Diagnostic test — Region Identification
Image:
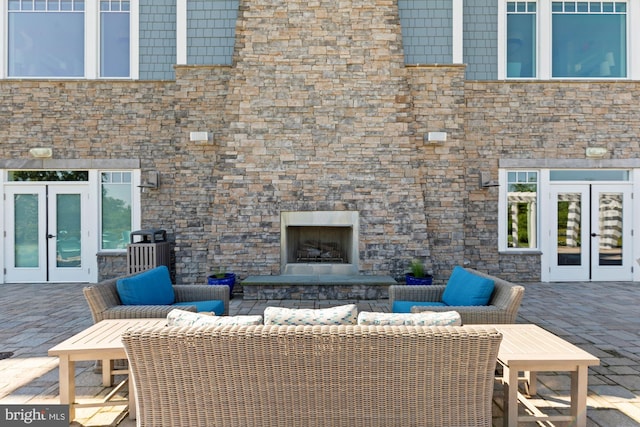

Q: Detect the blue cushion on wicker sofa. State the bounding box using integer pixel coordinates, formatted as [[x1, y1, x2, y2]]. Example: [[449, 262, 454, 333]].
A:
[[442, 266, 494, 306], [172, 300, 225, 315], [116, 266, 175, 305], [392, 301, 446, 313]]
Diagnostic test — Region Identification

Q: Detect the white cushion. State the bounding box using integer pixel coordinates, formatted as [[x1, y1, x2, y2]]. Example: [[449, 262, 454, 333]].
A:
[[263, 304, 358, 325], [357, 310, 462, 326], [167, 308, 262, 327]]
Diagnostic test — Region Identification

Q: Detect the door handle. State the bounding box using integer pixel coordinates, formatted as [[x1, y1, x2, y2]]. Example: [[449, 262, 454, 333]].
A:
[[590, 233, 599, 237], [46, 234, 56, 239]]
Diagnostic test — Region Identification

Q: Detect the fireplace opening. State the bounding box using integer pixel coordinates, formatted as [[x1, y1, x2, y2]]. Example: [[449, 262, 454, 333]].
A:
[[280, 211, 359, 275], [287, 226, 352, 264]]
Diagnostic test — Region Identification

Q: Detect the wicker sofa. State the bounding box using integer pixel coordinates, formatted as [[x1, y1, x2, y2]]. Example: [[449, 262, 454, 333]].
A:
[[389, 267, 525, 324], [123, 324, 502, 427], [83, 273, 230, 323]]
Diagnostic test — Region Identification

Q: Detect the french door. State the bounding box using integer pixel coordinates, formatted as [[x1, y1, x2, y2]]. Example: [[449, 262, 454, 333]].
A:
[[4, 184, 93, 282], [549, 184, 633, 281]]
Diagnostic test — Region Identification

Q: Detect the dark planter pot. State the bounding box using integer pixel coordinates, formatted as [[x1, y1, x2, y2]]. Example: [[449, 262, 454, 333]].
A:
[[405, 273, 433, 286], [207, 273, 236, 298]]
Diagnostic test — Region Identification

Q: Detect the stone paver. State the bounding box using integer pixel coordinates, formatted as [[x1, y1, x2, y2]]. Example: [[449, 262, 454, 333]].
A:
[[0, 281, 639, 426]]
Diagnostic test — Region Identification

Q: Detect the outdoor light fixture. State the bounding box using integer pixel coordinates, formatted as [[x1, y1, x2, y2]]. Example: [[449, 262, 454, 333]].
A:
[[586, 147, 608, 158], [29, 147, 53, 158], [480, 171, 499, 188], [138, 171, 160, 190], [189, 131, 210, 142], [425, 131, 447, 143]]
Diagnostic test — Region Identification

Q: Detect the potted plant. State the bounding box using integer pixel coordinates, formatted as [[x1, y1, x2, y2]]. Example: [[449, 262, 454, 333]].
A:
[[207, 267, 236, 298], [405, 259, 433, 285]]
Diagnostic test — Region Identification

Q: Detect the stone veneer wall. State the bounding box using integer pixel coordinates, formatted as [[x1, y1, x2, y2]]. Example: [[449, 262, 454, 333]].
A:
[[4, 1, 640, 285], [206, 0, 433, 279]]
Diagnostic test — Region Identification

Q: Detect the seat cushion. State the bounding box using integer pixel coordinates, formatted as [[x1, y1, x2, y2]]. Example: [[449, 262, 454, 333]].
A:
[[392, 300, 446, 313], [116, 266, 175, 305], [357, 311, 461, 326], [166, 309, 262, 327], [263, 304, 357, 325], [172, 300, 225, 315], [442, 266, 495, 306]]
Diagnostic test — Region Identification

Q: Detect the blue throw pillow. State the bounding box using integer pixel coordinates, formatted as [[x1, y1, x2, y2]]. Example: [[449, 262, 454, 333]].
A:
[[116, 266, 175, 305], [392, 301, 447, 313], [173, 300, 225, 315], [442, 266, 494, 306]]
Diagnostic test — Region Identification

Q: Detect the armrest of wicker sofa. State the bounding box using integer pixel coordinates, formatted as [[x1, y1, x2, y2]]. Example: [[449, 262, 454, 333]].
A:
[[100, 305, 195, 320], [174, 285, 230, 315], [389, 284, 445, 304]]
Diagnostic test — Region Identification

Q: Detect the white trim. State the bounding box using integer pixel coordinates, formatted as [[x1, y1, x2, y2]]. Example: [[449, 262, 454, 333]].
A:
[[176, 0, 187, 65], [130, 0, 139, 79], [0, 0, 6, 79], [452, 0, 464, 64], [628, 0, 640, 79], [537, 0, 551, 79], [497, 0, 506, 79], [85, 0, 98, 79], [0, 169, 5, 284]]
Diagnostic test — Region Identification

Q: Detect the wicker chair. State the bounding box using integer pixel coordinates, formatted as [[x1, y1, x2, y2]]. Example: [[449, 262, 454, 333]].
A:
[[83, 275, 230, 323], [389, 267, 525, 324], [123, 324, 502, 427]]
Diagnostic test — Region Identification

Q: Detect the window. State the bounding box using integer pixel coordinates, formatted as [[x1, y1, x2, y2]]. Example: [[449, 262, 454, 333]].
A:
[[4, 0, 136, 78], [501, 0, 631, 79], [8, 0, 85, 77], [101, 171, 132, 250], [552, 1, 626, 78], [100, 0, 130, 78], [505, 171, 539, 249], [507, 1, 536, 78]]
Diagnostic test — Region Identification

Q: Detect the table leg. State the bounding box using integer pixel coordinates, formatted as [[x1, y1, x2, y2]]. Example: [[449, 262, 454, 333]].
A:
[[502, 365, 518, 427], [571, 366, 589, 427], [102, 359, 113, 387], [129, 373, 137, 420], [58, 356, 76, 421], [524, 371, 537, 395]]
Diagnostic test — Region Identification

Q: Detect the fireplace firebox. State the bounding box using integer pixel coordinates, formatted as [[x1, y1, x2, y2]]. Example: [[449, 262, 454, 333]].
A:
[[281, 211, 359, 275]]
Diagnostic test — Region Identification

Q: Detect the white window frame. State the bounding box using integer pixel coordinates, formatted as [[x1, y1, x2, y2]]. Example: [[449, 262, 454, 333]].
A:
[[498, 169, 541, 252], [499, 0, 640, 79], [0, 0, 139, 79], [97, 169, 141, 252]]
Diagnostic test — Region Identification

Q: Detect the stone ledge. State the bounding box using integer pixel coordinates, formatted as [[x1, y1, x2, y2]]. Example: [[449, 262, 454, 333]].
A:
[[242, 275, 397, 300]]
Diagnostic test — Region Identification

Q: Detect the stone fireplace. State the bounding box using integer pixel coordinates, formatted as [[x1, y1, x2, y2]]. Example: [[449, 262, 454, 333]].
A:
[[281, 211, 359, 275]]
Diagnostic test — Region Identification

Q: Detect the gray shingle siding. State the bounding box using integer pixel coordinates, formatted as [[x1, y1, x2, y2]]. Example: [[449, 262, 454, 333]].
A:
[[139, 0, 177, 80], [464, 0, 498, 80], [188, 0, 238, 65], [399, 0, 453, 64]]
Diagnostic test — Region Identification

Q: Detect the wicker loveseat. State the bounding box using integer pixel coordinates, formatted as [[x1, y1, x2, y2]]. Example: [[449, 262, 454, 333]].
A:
[[389, 267, 525, 324], [123, 324, 503, 427], [83, 270, 229, 323]]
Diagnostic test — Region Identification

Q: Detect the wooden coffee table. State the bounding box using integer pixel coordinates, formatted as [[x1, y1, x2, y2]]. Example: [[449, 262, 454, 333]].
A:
[[492, 324, 600, 427], [48, 318, 166, 421]]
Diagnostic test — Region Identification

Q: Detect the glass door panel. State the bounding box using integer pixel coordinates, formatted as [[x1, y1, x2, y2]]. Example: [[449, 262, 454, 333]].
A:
[[55, 193, 82, 268], [556, 192, 583, 266], [4, 186, 47, 282]]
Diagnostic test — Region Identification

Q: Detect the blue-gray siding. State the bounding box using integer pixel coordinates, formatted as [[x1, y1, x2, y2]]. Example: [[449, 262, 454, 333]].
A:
[[399, 0, 453, 65], [188, 0, 238, 65], [139, 0, 177, 80], [463, 0, 498, 80]]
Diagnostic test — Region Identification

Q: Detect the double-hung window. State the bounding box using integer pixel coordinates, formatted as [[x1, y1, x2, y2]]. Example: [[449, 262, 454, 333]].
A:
[[501, 0, 633, 79], [4, 0, 137, 78]]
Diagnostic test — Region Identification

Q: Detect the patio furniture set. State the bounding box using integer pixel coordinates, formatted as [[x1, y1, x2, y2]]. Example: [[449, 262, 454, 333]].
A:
[[50, 265, 599, 427]]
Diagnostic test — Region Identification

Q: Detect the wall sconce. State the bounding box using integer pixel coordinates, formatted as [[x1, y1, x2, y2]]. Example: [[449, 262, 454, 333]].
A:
[[480, 171, 499, 188], [586, 147, 608, 158], [138, 171, 160, 190], [190, 131, 210, 142], [29, 147, 53, 158], [424, 131, 447, 144]]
